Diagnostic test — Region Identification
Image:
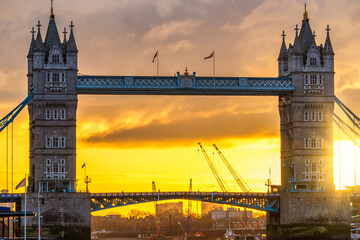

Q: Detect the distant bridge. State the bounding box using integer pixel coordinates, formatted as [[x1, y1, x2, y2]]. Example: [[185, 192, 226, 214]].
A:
[[90, 191, 280, 212]]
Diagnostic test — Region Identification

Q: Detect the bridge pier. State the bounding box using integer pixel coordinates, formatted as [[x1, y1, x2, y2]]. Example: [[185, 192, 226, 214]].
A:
[[267, 192, 350, 240], [21, 192, 91, 240]]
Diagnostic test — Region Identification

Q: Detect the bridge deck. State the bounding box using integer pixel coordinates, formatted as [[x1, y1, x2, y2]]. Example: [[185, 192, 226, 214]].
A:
[[77, 75, 294, 96], [91, 191, 281, 212]]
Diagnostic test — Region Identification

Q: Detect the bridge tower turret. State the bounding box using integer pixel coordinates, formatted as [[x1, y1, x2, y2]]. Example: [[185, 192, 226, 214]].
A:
[[278, 6, 335, 193], [27, 10, 78, 193], [277, 31, 288, 77]]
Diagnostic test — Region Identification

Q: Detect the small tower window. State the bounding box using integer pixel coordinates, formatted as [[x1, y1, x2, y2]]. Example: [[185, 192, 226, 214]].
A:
[[53, 138, 59, 148], [52, 73, 60, 83], [52, 54, 60, 63], [318, 111, 324, 121], [46, 109, 51, 120], [304, 111, 309, 121], [60, 109, 66, 120], [304, 76, 309, 85], [53, 110, 59, 120], [52, 162, 59, 173], [310, 57, 317, 66], [310, 75, 317, 85], [46, 72, 50, 83], [59, 137, 66, 148]]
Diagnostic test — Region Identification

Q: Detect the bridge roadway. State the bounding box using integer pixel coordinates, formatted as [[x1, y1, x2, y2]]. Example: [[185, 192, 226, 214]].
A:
[[3, 191, 360, 213]]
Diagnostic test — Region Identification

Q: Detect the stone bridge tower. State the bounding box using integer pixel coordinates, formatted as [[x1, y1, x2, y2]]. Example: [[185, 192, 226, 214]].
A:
[[278, 7, 335, 193], [27, 9, 78, 193], [268, 6, 350, 240]]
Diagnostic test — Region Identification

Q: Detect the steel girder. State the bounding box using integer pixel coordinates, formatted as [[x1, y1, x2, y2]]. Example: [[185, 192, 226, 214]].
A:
[[0, 93, 34, 133], [90, 192, 280, 212], [77, 75, 294, 96], [0, 194, 21, 203]]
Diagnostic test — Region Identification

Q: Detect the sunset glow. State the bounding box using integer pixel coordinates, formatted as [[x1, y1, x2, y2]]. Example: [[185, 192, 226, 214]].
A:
[[0, 0, 360, 217]]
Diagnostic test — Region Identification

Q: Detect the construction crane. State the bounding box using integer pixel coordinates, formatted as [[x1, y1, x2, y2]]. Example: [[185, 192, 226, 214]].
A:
[[198, 142, 230, 192], [152, 181, 161, 236], [213, 144, 252, 192], [187, 178, 192, 234]]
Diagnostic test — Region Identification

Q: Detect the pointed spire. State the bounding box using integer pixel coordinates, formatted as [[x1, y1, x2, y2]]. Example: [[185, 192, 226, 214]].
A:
[[63, 27, 67, 43], [28, 27, 36, 57], [303, 2, 309, 20], [278, 31, 288, 60], [66, 21, 78, 52], [298, 4, 316, 56], [34, 20, 45, 52], [323, 24, 334, 55], [50, 0, 54, 18], [44, 13, 61, 52], [292, 24, 301, 55]]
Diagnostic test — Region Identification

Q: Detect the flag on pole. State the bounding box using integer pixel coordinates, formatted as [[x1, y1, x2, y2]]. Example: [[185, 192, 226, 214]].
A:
[[82, 163, 86, 168], [204, 51, 214, 60], [152, 50, 158, 63], [15, 178, 26, 190]]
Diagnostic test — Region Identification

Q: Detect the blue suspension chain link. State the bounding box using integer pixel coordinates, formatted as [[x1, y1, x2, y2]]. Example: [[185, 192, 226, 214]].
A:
[[0, 93, 34, 133]]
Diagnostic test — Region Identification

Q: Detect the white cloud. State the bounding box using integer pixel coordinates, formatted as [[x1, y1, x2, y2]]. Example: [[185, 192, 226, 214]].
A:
[[166, 39, 194, 52], [144, 19, 203, 42]]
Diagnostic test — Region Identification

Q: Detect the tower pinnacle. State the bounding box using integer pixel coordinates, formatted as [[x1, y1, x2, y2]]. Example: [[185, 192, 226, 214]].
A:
[[303, 2, 309, 20], [51, 0, 54, 17]]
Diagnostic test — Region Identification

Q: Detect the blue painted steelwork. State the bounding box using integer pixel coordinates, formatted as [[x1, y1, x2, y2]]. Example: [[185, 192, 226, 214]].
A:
[[90, 191, 280, 212], [77, 74, 294, 96], [0, 194, 21, 203], [0, 93, 34, 133], [335, 96, 360, 131], [334, 96, 360, 146]]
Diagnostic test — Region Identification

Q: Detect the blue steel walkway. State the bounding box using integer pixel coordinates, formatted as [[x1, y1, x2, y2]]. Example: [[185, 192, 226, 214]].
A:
[[77, 75, 294, 96]]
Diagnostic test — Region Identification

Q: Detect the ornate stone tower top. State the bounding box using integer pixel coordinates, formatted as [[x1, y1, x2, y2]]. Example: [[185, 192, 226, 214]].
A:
[[27, 4, 79, 193], [277, 6, 335, 192]]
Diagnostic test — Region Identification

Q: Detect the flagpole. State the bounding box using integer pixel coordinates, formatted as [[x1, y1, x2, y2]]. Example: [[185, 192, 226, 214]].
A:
[[213, 50, 215, 80], [38, 183, 41, 240], [157, 51, 159, 79], [24, 174, 27, 240]]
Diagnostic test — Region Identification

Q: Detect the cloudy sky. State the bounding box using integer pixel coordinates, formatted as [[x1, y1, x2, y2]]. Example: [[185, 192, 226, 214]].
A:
[[0, 0, 360, 214]]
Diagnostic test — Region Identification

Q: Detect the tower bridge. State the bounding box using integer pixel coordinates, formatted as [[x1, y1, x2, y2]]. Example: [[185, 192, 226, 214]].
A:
[[0, 3, 357, 240]]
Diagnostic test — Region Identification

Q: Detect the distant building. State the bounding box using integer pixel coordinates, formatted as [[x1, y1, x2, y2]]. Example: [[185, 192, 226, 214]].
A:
[[211, 208, 252, 220], [156, 202, 183, 216], [211, 208, 254, 230], [201, 202, 222, 216]]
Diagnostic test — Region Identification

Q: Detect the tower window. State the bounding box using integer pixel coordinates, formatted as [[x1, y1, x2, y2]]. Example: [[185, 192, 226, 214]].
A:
[[46, 72, 50, 83], [52, 162, 59, 173], [46, 109, 51, 120], [59, 137, 66, 148], [304, 76, 309, 85], [60, 109, 66, 120], [305, 159, 310, 166], [53, 110, 59, 120], [52, 73, 60, 83], [310, 57, 317, 66], [304, 111, 309, 121], [46, 137, 53, 148], [60, 159, 66, 166], [318, 111, 323, 121], [310, 75, 317, 85], [46, 159, 51, 166], [52, 54, 60, 63], [53, 138, 59, 148]]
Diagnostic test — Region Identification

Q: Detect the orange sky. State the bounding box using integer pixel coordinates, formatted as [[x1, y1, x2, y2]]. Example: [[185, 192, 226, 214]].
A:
[[0, 0, 360, 215]]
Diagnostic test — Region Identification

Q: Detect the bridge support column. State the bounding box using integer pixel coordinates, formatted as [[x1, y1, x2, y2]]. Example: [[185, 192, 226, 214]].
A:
[[267, 192, 350, 240], [21, 192, 91, 240]]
